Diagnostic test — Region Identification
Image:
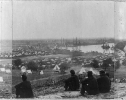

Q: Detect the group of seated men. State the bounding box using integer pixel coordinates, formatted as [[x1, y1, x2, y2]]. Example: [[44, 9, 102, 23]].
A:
[[64, 70, 111, 95], [15, 69, 111, 98]]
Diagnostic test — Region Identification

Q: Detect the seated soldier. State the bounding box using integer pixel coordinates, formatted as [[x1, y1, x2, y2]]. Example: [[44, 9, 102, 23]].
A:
[[15, 75, 34, 98], [81, 71, 99, 95], [64, 70, 80, 91], [106, 72, 111, 90], [97, 70, 111, 93]]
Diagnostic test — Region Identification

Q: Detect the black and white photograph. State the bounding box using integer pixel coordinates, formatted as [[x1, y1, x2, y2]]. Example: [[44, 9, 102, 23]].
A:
[[0, 0, 126, 99]]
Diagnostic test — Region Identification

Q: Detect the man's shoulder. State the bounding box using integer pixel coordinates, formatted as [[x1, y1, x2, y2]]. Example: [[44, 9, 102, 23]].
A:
[[97, 76, 109, 80], [15, 82, 24, 88], [22, 81, 31, 85]]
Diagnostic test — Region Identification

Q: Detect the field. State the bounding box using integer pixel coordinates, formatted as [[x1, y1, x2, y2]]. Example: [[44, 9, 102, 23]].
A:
[[12, 52, 114, 86], [12, 69, 62, 85], [12, 64, 82, 86]]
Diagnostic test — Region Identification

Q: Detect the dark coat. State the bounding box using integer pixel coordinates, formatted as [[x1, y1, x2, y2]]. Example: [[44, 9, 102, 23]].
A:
[[97, 74, 111, 93], [15, 81, 34, 98], [81, 76, 99, 95], [65, 75, 80, 91]]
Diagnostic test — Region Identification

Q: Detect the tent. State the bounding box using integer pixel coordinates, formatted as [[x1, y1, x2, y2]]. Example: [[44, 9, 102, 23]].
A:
[[27, 70, 32, 74], [42, 65, 46, 68], [40, 70, 44, 75], [53, 65, 60, 72], [0, 76, 3, 82], [5, 69, 11, 73], [21, 66, 26, 73], [89, 68, 99, 75], [67, 58, 71, 61], [21, 66, 26, 69], [0, 68, 5, 72], [21, 69, 26, 73], [79, 67, 86, 74]]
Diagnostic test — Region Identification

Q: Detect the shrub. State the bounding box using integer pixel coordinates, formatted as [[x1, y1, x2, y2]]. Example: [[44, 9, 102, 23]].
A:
[[27, 61, 38, 71], [59, 63, 69, 73], [115, 60, 121, 71], [91, 59, 99, 68], [13, 59, 22, 69], [122, 59, 126, 66]]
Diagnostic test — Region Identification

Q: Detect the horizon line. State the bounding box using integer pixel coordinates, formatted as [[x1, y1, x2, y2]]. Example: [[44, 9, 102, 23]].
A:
[[1, 37, 115, 41]]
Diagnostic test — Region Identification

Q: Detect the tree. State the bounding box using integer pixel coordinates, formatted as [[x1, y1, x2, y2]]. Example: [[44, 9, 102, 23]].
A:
[[115, 42, 126, 51], [13, 59, 22, 68], [38, 66, 44, 71], [102, 58, 114, 71], [115, 60, 121, 71], [122, 59, 126, 66], [91, 59, 99, 68], [101, 43, 110, 54], [59, 63, 69, 73], [27, 61, 38, 71]]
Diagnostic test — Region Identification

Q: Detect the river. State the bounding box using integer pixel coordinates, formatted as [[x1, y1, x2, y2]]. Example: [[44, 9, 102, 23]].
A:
[[66, 43, 114, 53], [0, 43, 114, 64]]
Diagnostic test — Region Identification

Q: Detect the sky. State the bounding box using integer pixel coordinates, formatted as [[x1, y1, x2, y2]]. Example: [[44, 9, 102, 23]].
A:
[[1, 1, 116, 40], [0, 1, 12, 40], [115, 2, 126, 40]]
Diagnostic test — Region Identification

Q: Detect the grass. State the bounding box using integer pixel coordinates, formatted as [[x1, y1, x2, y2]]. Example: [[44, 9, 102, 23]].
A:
[[11, 52, 114, 86], [12, 69, 63, 86]]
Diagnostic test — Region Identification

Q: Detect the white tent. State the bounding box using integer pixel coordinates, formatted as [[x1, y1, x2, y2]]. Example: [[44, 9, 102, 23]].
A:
[[79, 67, 86, 74], [67, 58, 71, 61], [0, 68, 5, 72], [21, 66, 26, 73], [0, 76, 3, 82], [5, 69, 11, 73], [40, 70, 44, 75], [21, 66, 26, 69], [53, 65, 60, 72], [27, 70, 32, 74], [42, 65, 46, 68], [21, 69, 26, 73], [89, 68, 99, 75]]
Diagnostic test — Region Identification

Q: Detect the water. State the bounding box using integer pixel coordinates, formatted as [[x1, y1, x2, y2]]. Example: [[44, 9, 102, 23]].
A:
[[0, 43, 114, 65], [66, 43, 114, 53]]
